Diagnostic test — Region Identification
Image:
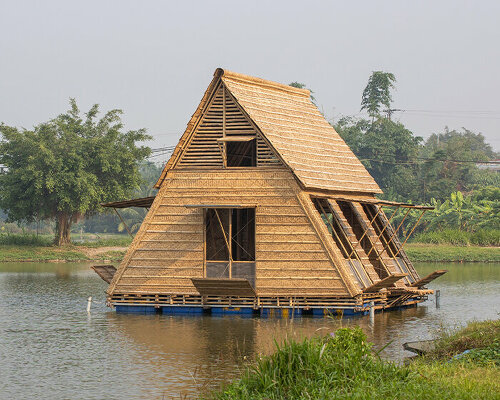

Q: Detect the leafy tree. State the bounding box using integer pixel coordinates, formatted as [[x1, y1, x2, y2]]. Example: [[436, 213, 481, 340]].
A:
[[82, 161, 162, 234], [0, 100, 151, 245], [361, 71, 396, 118], [335, 117, 422, 201], [419, 128, 497, 200], [136, 161, 162, 198]]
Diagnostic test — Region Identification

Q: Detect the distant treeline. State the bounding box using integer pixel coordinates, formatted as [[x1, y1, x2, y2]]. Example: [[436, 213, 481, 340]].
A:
[[335, 118, 499, 237]]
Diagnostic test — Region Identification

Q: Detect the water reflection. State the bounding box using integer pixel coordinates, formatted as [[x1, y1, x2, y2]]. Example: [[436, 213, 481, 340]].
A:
[[0, 261, 498, 399]]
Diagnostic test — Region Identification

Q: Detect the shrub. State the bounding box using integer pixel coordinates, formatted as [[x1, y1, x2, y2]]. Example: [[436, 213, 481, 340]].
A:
[[470, 229, 500, 246]]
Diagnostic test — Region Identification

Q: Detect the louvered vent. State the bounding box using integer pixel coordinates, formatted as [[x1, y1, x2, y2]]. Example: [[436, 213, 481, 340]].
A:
[[177, 84, 281, 168]]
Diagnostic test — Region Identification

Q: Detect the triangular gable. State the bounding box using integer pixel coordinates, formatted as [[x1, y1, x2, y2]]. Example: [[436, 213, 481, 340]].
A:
[[176, 82, 282, 168], [156, 68, 381, 195]]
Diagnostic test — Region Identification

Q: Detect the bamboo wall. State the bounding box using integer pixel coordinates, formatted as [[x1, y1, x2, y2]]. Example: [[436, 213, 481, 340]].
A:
[[108, 168, 351, 298]]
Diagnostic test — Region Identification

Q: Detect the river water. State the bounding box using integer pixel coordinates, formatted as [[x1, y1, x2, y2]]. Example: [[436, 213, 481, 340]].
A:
[[0, 262, 498, 399]]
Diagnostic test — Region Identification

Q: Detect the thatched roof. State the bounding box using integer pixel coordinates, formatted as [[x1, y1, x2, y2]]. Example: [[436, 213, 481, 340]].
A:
[[156, 68, 381, 194]]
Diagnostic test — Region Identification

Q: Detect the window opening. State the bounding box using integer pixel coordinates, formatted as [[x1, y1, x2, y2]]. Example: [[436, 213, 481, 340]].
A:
[[205, 208, 256, 286], [226, 139, 256, 167]]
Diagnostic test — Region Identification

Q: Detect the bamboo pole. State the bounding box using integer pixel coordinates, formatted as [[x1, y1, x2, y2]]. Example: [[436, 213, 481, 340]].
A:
[[375, 208, 411, 257], [365, 205, 400, 256], [347, 205, 382, 258], [113, 208, 133, 238], [393, 210, 426, 257], [317, 200, 367, 287]]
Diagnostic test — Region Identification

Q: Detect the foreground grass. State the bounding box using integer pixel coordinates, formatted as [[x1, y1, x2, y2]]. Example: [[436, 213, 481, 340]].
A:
[[209, 322, 500, 400], [405, 243, 500, 262], [426, 319, 500, 363]]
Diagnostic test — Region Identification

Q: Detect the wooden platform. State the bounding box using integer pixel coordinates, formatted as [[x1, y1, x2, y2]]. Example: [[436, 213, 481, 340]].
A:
[[410, 270, 448, 288], [91, 265, 117, 284], [191, 278, 256, 297]]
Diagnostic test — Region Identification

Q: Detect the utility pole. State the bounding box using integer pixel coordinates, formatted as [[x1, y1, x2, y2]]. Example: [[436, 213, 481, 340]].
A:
[[383, 108, 403, 120]]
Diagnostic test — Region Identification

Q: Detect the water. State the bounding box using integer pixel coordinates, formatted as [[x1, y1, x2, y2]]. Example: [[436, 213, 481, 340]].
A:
[[0, 262, 498, 399]]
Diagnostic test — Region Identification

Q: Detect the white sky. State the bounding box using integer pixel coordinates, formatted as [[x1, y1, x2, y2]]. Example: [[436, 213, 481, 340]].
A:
[[1, 0, 499, 162]]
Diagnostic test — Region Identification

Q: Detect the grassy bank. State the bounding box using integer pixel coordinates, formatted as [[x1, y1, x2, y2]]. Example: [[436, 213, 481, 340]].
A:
[[0, 233, 128, 262], [405, 243, 500, 262], [412, 229, 500, 247], [210, 321, 500, 399], [0, 245, 127, 262]]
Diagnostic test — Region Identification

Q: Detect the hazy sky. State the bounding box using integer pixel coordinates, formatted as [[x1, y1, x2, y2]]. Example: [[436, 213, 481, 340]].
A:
[[1, 0, 499, 162]]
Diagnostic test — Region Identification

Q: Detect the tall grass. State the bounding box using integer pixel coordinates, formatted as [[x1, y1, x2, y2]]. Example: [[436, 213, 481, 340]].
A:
[[412, 228, 500, 246], [210, 325, 500, 399], [211, 328, 412, 399], [0, 233, 52, 246]]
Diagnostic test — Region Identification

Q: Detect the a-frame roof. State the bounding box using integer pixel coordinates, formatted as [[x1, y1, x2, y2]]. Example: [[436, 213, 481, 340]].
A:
[[155, 68, 382, 194]]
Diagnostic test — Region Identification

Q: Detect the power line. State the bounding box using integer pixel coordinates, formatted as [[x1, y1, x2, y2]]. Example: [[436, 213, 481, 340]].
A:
[[359, 157, 500, 165], [382, 108, 500, 120]]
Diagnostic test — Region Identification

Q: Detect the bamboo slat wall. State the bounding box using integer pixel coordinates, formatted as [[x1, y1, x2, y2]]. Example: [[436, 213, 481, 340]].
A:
[[108, 169, 351, 298]]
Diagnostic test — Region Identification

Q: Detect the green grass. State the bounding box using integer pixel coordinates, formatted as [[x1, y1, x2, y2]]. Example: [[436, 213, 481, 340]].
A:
[[0, 245, 89, 262], [426, 320, 500, 364], [209, 323, 500, 400], [0, 245, 127, 262], [0, 233, 52, 246], [413, 229, 500, 246], [98, 250, 127, 260], [405, 243, 500, 262], [0, 233, 130, 261], [76, 236, 132, 247]]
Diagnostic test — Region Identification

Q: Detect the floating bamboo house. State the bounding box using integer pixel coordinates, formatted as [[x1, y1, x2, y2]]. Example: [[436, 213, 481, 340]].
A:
[[94, 68, 446, 316]]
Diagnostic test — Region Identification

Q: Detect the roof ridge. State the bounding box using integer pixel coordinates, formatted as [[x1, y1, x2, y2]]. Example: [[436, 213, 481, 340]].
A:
[[216, 68, 311, 98]]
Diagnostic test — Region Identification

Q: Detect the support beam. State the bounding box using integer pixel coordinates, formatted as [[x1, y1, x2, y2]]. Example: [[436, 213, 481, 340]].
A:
[[393, 210, 427, 257], [372, 208, 411, 257], [348, 205, 382, 258], [365, 205, 400, 257], [113, 208, 133, 238]]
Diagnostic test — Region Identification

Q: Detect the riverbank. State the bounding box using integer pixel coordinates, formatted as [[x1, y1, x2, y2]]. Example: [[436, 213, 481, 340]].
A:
[[0, 244, 127, 262], [209, 320, 500, 399], [405, 243, 500, 262], [0, 242, 497, 263]]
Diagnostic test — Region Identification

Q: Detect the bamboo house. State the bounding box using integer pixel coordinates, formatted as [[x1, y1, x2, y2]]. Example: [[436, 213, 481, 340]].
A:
[[93, 68, 446, 316]]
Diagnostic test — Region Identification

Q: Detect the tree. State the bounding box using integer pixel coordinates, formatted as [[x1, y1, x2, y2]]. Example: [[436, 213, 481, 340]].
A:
[[335, 117, 422, 201], [419, 128, 497, 200], [360, 71, 396, 119], [83, 161, 162, 234], [0, 99, 151, 245]]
